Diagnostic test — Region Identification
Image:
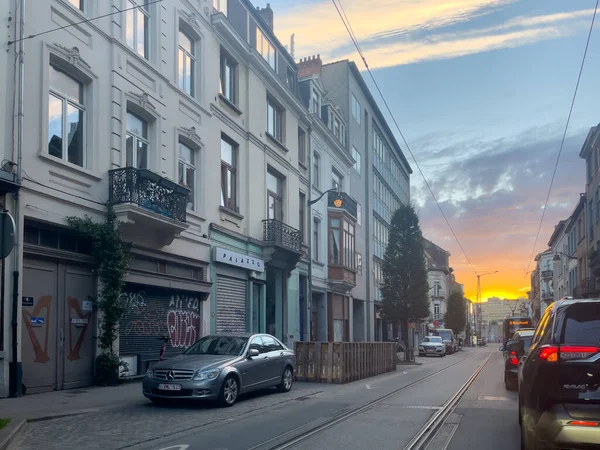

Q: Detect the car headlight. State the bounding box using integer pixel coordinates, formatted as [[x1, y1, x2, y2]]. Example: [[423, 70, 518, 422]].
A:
[[193, 369, 221, 381], [145, 369, 154, 379]]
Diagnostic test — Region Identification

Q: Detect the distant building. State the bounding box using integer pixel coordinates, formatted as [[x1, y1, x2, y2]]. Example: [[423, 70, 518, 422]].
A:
[[423, 238, 451, 326]]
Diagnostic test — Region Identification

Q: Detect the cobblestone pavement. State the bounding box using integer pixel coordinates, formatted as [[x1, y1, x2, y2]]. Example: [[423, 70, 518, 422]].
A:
[[8, 384, 324, 450]]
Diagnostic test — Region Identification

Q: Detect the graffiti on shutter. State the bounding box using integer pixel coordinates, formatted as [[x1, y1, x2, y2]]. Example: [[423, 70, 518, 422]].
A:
[[119, 286, 201, 358], [216, 276, 247, 333]]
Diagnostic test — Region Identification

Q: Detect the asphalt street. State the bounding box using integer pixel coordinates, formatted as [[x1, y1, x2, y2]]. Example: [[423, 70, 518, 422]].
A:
[[8, 347, 493, 450], [442, 345, 520, 450]]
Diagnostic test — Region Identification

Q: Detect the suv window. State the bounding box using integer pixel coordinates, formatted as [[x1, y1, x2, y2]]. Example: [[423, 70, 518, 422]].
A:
[[560, 303, 600, 345]]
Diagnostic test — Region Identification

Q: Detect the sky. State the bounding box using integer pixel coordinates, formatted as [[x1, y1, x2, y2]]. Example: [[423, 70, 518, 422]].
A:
[[265, 0, 600, 301]]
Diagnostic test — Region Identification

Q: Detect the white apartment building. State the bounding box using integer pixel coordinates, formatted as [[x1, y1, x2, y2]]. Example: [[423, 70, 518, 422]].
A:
[[549, 219, 569, 301], [423, 238, 450, 325], [297, 55, 358, 342]]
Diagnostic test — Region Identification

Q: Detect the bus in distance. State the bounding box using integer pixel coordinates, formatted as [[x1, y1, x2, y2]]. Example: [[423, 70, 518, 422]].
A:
[[502, 316, 534, 347]]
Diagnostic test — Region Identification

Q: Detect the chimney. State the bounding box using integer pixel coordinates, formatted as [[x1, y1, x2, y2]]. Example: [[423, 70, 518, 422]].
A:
[[257, 3, 274, 31], [298, 54, 322, 78]]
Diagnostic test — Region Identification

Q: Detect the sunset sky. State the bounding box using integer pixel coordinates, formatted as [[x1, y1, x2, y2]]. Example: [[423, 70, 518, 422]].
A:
[[268, 0, 599, 300]]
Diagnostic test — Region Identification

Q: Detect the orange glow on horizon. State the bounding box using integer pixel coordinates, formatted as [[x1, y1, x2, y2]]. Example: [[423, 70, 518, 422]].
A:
[[458, 270, 530, 302]]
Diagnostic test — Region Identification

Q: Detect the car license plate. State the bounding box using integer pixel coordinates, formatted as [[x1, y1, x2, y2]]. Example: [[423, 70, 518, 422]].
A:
[[158, 383, 181, 391]]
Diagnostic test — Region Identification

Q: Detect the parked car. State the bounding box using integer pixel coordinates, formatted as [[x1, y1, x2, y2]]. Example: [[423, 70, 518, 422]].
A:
[[418, 336, 446, 357], [435, 328, 458, 354], [519, 298, 600, 449], [142, 333, 295, 407], [499, 328, 534, 390]]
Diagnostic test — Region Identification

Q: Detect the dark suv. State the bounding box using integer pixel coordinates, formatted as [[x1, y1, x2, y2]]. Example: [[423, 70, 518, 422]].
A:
[[501, 328, 535, 391], [518, 299, 600, 449]]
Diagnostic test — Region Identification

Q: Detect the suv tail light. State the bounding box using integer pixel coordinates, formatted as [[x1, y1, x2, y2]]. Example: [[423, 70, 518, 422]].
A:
[[509, 351, 519, 365], [538, 345, 600, 362]]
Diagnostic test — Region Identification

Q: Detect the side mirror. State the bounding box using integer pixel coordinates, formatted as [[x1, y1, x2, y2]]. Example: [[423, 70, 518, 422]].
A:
[[499, 346, 505, 351], [248, 348, 260, 358], [505, 339, 522, 353]]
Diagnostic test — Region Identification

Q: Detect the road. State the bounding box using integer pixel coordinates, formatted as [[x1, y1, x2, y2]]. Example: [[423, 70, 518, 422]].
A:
[[8, 346, 520, 450]]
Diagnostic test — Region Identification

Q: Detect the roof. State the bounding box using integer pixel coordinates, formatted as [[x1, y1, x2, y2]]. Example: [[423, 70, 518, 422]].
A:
[[547, 219, 568, 248], [423, 238, 450, 272]]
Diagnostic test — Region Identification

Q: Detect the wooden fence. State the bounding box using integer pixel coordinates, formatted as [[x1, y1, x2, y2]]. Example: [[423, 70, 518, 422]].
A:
[[294, 341, 397, 384]]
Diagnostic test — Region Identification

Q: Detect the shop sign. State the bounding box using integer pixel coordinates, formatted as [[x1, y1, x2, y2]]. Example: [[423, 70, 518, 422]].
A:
[[215, 247, 265, 272]]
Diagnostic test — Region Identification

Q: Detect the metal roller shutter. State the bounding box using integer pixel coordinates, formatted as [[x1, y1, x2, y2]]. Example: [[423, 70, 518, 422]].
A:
[[119, 285, 202, 360], [216, 275, 247, 333]]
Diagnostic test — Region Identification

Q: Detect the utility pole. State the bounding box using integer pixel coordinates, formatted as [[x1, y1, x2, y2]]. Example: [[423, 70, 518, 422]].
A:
[[475, 271, 499, 343]]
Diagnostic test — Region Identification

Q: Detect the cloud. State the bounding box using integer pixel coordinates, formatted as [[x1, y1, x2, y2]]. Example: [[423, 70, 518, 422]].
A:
[[413, 123, 588, 298], [274, 1, 593, 68]]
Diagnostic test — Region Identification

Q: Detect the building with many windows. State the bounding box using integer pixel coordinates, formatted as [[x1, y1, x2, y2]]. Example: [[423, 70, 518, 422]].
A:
[[423, 239, 451, 326], [320, 60, 412, 341]]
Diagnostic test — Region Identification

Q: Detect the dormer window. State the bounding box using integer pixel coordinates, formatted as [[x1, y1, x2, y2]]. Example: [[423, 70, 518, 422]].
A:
[[312, 89, 320, 115], [257, 28, 276, 70]]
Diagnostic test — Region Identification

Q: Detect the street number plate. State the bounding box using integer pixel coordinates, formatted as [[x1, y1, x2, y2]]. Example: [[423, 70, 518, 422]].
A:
[[158, 384, 181, 391]]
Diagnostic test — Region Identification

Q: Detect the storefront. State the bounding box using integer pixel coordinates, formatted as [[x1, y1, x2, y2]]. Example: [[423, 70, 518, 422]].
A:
[[210, 227, 266, 335], [118, 248, 211, 376]]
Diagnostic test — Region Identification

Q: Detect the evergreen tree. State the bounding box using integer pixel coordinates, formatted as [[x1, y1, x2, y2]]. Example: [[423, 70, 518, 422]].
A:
[[444, 290, 467, 335], [381, 203, 430, 348]]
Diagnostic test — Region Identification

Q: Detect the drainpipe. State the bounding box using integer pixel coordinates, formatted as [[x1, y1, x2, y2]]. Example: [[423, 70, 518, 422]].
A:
[[306, 124, 313, 342], [9, 0, 25, 398]]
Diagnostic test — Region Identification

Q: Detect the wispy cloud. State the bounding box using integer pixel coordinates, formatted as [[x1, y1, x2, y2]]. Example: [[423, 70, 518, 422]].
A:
[[412, 124, 588, 299], [275, 1, 593, 68]]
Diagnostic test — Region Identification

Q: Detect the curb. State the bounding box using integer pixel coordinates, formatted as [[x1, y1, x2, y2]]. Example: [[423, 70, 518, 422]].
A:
[[0, 419, 25, 450], [0, 409, 99, 450]]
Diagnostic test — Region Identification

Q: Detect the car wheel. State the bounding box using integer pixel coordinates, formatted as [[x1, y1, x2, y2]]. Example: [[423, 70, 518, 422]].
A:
[[218, 375, 239, 407], [504, 373, 516, 391], [277, 366, 293, 393]]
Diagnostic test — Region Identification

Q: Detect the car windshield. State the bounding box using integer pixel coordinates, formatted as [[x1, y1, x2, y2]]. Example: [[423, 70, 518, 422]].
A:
[[437, 331, 451, 340], [183, 335, 249, 356], [424, 336, 442, 343]]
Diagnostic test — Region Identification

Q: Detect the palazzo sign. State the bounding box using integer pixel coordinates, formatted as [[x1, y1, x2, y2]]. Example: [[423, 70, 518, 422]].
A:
[[215, 247, 265, 272]]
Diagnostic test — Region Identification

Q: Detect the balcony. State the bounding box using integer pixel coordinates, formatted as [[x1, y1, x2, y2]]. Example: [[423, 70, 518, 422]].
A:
[[576, 277, 599, 298], [541, 270, 553, 279], [109, 167, 190, 247], [328, 191, 358, 220], [589, 250, 600, 277], [262, 219, 302, 274], [328, 264, 356, 293]]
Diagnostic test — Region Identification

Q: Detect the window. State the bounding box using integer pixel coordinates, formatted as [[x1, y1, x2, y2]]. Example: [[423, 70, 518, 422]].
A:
[[433, 281, 440, 297], [220, 51, 237, 104], [286, 69, 295, 90], [298, 128, 306, 165], [267, 97, 284, 142], [299, 192, 306, 243], [333, 118, 340, 140], [562, 303, 600, 345], [356, 252, 362, 275], [221, 135, 237, 211], [313, 218, 320, 261], [48, 64, 86, 167], [178, 29, 195, 97], [68, 0, 84, 11], [332, 169, 342, 191], [212, 0, 227, 15], [328, 216, 355, 269], [356, 203, 362, 226], [178, 143, 195, 210], [352, 147, 361, 174], [267, 169, 283, 221], [126, 0, 149, 59], [352, 94, 361, 125], [434, 303, 441, 320], [313, 152, 320, 188], [125, 111, 149, 168], [256, 28, 276, 70], [312, 89, 320, 115]]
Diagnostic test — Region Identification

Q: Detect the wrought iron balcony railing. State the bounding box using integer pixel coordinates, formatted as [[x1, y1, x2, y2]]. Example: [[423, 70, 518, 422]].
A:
[[328, 191, 358, 219], [262, 219, 301, 253], [108, 167, 189, 223]]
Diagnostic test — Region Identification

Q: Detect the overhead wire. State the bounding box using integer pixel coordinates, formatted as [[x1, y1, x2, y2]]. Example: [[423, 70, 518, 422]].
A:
[[331, 0, 479, 276], [523, 0, 599, 278], [7, 0, 165, 45]]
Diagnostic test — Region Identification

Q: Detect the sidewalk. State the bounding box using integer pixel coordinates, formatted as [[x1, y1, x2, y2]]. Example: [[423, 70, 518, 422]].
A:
[[0, 381, 146, 449]]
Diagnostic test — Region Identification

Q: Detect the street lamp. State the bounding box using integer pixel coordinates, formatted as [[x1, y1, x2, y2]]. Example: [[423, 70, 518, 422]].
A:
[[306, 186, 343, 341], [553, 252, 577, 261]]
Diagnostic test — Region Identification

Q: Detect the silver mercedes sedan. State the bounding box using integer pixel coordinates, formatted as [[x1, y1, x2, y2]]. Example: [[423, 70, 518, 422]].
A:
[[142, 333, 295, 407]]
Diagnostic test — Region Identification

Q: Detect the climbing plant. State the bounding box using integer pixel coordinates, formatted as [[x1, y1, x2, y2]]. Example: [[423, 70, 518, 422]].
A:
[[67, 204, 132, 384]]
